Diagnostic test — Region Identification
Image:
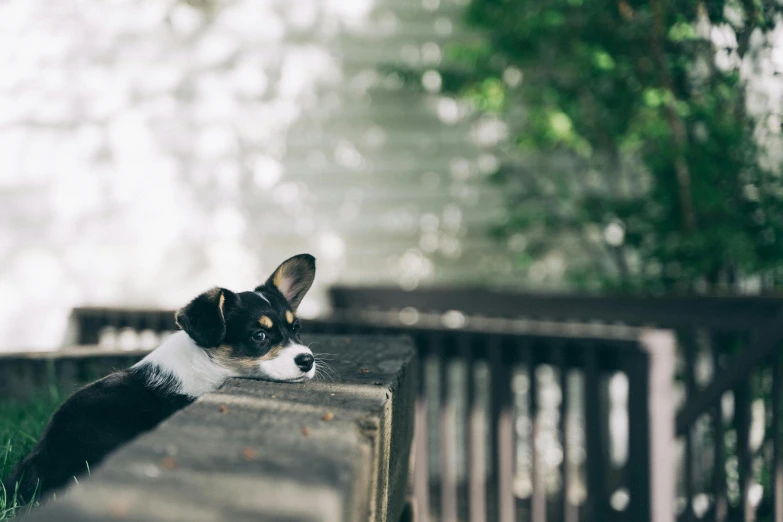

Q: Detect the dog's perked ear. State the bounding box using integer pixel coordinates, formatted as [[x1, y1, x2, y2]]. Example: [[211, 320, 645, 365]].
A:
[[259, 254, 316, 311], [175, 287, 238, 347]]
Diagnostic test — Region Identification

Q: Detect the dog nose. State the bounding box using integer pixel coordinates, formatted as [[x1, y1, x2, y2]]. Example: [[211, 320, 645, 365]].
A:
[[294, 353, 314, 372]]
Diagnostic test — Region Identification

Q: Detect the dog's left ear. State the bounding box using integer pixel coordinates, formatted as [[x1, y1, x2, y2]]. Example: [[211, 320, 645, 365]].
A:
[[258, 254, 316, 311], [175, 287, 239, 348]]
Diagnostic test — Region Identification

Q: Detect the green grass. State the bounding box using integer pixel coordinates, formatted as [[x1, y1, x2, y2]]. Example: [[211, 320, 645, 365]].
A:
[[0, 389, 64, 520]]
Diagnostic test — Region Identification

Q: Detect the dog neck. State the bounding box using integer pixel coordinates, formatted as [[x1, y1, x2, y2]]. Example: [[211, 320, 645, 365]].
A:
[[133, 331, 233, 398]]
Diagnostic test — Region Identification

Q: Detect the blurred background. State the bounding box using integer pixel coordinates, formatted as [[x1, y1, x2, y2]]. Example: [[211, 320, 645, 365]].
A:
[[3, 0, 783, 351], [0, 0, 512, 350], [3, 0, 783, 520]]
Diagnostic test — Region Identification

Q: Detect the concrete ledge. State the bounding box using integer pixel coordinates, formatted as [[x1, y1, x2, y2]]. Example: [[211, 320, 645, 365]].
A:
[[25, 335, 416, 522]]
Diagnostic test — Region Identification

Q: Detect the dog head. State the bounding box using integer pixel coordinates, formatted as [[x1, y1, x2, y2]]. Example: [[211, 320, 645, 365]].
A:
[[175, 254, 317, 382]]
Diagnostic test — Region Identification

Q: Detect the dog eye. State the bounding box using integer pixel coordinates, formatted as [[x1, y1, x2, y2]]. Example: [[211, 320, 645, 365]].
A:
[[291, 321, 301, 332], [251, 331, 267, 342]]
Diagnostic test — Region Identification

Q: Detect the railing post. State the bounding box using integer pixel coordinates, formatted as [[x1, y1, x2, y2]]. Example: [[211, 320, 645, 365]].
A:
[[413, 334, 431, 522], [735, 378, 753, 522], [711, 333, 730, 522], [489, 336, 515, 522], [462, 334, 486, 522], [583, 343, 606, 522], [682, 330, 697, 522], [524, 341, 545, 522], [639, 329, 676, 522], [554, 342, 577, 522], [773, 352, 783, 522], [437, 335, 459, 522], [627, 349, 652, 522]]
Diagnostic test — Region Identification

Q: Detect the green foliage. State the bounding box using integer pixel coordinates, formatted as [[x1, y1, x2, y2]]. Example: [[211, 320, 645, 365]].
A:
[[437, 0, 783, 292]]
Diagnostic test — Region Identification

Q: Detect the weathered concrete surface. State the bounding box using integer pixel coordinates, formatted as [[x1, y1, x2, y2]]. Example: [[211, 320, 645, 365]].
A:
[[24, 334, 416, 522]]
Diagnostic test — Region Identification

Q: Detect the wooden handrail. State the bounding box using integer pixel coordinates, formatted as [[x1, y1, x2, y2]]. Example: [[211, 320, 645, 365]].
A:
[[329, 286, 783, 330], [328, 287, 783, 437]]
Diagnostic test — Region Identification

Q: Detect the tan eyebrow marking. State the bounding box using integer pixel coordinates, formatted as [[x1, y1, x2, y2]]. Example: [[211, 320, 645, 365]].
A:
[[285, 310, 294, 324], [258, 316, 273, 328], [218, 292, 226, 320]]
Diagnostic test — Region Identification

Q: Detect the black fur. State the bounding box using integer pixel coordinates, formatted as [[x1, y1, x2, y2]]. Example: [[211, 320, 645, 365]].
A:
[[5, 367, 192, 503], [175, 288, 239, 348]]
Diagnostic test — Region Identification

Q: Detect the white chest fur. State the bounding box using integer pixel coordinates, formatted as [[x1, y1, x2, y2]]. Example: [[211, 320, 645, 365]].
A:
[[133, 331, 233, 398]]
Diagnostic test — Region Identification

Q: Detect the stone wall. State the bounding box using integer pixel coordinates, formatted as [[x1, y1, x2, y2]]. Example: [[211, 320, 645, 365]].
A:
[[22, 334, 416, 522]]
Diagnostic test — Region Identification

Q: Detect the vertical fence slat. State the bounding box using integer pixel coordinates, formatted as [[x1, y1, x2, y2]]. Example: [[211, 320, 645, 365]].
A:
[[683, 333, 697, 522], [735, 379, 752, 522], [488, 336, 500, 522], [526, 342, 546, 522], [556, 343, 577, 522], [627, 350, 651, 522], [413, 335, 430, 522], [711, 334, 727, 522], [490, 336, 515, 522], [773, 353, 782, 522], [463, 335, 486, 522], [438, 335, 458, 522], [584, 344, 606, 522]]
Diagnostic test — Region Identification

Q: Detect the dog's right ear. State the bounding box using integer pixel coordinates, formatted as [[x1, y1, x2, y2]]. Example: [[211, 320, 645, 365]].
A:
[[175, 287, 238, 348], [259, 254, 316, 311]]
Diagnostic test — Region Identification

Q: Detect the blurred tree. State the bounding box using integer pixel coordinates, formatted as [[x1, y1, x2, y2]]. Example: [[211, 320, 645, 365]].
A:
[[412, 0, 783, 293]]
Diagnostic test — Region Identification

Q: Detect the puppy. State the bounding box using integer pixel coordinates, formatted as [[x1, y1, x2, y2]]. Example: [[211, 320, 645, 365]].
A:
[[5, 254, 317, 503]]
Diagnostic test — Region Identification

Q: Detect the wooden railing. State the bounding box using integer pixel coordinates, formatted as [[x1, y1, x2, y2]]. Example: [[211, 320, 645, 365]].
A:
[[305, 316, 674, 522], [326, 287, 783, 522]]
